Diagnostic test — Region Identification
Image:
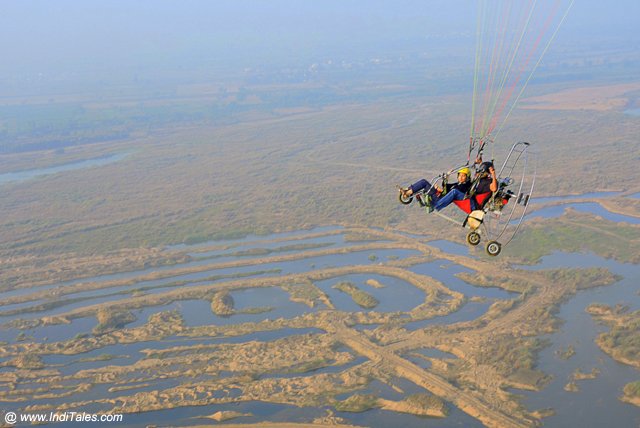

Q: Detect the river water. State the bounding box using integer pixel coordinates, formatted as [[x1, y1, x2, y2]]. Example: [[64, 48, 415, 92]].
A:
[[516, 253, 640, 427], [0, 152, 128, 186], [527, 202, 640, 224]]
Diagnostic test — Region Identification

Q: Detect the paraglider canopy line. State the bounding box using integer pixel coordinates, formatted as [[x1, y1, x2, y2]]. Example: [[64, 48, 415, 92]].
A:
[[469, 0, 575, 151]]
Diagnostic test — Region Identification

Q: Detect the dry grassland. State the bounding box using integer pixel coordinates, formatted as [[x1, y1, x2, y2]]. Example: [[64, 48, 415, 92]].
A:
[[520, 82, 640, 111]]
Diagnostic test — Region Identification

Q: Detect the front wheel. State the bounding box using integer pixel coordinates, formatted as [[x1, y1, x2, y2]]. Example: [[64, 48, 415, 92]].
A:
[[399, 192, 413, 205], [466, 231, 481, 246], [486, 241, 502, 256]]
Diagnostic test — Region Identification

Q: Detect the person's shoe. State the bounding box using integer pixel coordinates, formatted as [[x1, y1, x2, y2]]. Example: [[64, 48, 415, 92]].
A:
[[397, 186, 409, 198], [426, 195, 434, 213]]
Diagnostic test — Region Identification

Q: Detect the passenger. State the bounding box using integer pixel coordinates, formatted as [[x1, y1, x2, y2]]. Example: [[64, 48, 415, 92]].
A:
[[400, 167, 472, 212]]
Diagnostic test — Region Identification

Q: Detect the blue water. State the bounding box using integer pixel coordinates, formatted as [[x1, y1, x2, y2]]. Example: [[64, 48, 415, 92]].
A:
[[527, 202, 640, 224], [512, 252, 640, 427], [0, 316, 97, 344], [532, 191, 622, 204], [403, 300, 491, 331], [408, 260, 516, 300], [0, 265, 284, 316], [428, 240, 474, 257], [0, 248, 420, 323], [402, 351, 433, 370], [0, 152, 128, 186], [413, 348, 457, 359], [44, 353, 140, 377], [181, 288, 316, 326], [0, 293, 147, 324], [314, 273, 426, 313]]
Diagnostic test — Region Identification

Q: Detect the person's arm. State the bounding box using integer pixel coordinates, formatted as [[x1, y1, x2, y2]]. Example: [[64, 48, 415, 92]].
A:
[[489, 166, 498, 192], [435, 181, 448, 193]]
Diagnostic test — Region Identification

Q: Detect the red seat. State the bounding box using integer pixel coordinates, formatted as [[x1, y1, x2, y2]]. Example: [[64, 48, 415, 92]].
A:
[[452, 198, 473, 214], [453, 192, 508, 214]]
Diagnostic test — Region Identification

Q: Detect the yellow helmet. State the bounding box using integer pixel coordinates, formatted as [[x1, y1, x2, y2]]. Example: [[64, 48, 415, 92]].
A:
[[458, 167, 471, 176]]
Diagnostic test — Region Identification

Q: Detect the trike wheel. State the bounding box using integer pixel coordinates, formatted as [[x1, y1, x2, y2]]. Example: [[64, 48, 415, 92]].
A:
[[467, 231, 481, 246], [485, 241, 502, 256]]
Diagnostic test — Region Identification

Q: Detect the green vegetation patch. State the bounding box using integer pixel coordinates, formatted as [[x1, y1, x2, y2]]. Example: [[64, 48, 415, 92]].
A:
[[365, 279, 385, 289], [455, 272, 531, 293], [588, 305, 640, 367], [572, 368, 600, 380], [238, 306, 273, 315], [75, 354, 123, 364], [404, 393, 448, 416], [211, 291, 235, 317], [506, 216, 640, 264], [555, 345, 576, 360], [343, 232, 384, 242], [508, 368, 552, 390], [541, 268, 621, 290], [93, 309, 136, 335], [281, 282, 326, 308], [623, 381, 640, 398], [6, 354, 44, 370], [334, 393, 379, 412], [564, 381, 579, 392], [284, 358, 332, 374], [333, 281, 379, 309], [477, 336, 551, 388]]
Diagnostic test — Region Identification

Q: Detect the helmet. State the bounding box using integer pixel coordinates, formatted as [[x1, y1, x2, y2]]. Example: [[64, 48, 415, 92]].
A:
[[457, 167, 471, 176], [478, 161, 494, 174]]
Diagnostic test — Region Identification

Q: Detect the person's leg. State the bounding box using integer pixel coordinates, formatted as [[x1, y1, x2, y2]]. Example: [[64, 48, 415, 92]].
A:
[[408, 179, 431, 195], [402, 179, 433, 198], [434, 189, 465, 211]]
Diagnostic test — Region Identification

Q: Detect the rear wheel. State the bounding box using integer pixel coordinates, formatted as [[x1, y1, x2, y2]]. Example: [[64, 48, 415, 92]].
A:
[[486, 241, 502, 256], [466, 231, 481, 246]]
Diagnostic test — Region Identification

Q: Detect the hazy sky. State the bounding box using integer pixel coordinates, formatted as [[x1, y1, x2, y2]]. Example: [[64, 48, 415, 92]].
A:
[[0, 0, 638, 82]]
